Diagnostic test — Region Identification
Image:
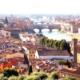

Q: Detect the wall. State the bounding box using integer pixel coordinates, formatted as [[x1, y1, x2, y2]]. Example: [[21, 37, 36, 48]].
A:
[[39, 56, 74, 61], [22, 46, 29, 58], [0, 30, 11, 37], [35, 50, 39, 59], [29, 49, 36, 59]]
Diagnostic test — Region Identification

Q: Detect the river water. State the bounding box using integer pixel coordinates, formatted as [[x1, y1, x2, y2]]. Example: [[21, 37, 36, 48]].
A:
[[34, 29, 72, 41]]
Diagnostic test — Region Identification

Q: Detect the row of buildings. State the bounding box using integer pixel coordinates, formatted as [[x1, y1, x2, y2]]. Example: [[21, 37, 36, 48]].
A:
[[0, 15, 80, 78]]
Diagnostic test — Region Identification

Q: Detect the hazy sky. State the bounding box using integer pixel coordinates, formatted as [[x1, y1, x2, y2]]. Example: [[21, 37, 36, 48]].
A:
[[0, 0, 80, 15]]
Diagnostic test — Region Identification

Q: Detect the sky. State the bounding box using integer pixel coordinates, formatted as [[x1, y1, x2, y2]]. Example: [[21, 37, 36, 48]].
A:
[[0, 0, 80, 15]]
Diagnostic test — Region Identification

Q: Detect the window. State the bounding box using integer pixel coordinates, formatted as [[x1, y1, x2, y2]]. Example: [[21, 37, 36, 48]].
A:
[[6, 33, 8, 35], [71, 59, 73, 61], [32, 51, 34, 53]]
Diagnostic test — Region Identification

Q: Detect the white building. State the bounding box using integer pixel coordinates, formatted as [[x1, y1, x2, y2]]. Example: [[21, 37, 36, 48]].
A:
[[0, 30, 11, 37], [35, 47, 74, 61], [19, 32, 37, 42]]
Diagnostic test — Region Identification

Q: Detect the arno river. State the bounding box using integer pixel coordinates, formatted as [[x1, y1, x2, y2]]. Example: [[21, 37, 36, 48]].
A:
[[34, 29, 72, 42]]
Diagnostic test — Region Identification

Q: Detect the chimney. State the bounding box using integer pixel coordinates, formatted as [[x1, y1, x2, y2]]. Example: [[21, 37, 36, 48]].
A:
[[72, 39, 77, 63]]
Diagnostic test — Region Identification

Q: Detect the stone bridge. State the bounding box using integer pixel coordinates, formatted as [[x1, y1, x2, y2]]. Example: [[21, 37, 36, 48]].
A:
[[33, 24, 61, 33]]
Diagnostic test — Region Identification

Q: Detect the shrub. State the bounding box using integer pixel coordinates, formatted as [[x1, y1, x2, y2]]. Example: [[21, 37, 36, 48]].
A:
[[2, 77, 8, 80], [49, 72, 59, 80], [0, 74, 4, 80], [62, 76, 78, 80], [17, 75, 26, 80], [8, 76, 17, 80], [24, 75, 41, 80], [2, 68, 19, 78], [32, 71, 48, 80], [28, 63, 33, 75], [66, 60, 71, 68], [0, 74, 8, 80]]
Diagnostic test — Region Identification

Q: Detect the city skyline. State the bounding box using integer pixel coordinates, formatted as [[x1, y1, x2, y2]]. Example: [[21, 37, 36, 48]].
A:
[[0, 0, 80, 15]]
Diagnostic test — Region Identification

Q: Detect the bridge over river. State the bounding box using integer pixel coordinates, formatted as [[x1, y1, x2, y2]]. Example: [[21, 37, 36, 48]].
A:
[[27, 24, 61, 33]]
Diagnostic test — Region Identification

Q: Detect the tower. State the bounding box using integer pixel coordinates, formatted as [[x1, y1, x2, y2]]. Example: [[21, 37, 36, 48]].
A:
[[72, 39, 77, 63]]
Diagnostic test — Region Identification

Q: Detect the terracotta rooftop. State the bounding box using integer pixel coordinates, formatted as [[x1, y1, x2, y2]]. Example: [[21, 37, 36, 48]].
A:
[[23, 43, 36, 50], [5, 52, 24, 59], [38, 47, 71, 56], [59, 67, 80, 78]]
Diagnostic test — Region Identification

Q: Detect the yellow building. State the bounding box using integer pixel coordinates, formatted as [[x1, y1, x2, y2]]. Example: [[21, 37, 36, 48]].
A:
[[29, 48, 36, 59]]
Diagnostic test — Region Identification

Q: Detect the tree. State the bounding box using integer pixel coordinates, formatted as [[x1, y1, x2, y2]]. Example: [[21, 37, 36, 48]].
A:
[[49, 72, 59, 80], [39, 36, 48, 45], [2, 68, 19, 77], [28, 63, 33, 75], [60, 40, 71, 53], [62, 76, 78, 80], [39, 36, 70, 52], [66, 43, 71, 53], [24, 75, 41, 80], [0, 23, 4, 28], [39, 72, 48, 80], [24, 54, 29, 66], [0, 74, 4, 80], [51, 40, 55, 48], [32, 72, 48, 80], [8, 76, 17, 80], [46, 39, 51, 47], [5, 17, 8, 24], [66, 60, 71, 68], [17, 75, 26, 80], [37, 69, 40, 72], [20, 47, 29, 66], [54, 40, 59, 49], [60, 40, 66, 50]]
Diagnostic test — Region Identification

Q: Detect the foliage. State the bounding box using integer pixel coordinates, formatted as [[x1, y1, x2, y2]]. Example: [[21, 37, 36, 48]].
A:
[[37, 69, 40, 72], [28, 63, 33, 75], [39, 36, 48, 46], [5, 17, 8, 24], [58, 60, 71, 68], [39, 36, 71, 53], [62, 76, 79, 80], [49, 72, 59, 80], [58, 60, 67, 65], [17, 75, 26, 80], [24, 75, 41, 80], [0, 74, 4, 80], [2, 76, 8, 80], [66, 60, 71, 68], [38, 72, 48, 80], [24, 54, 29, 65], [2, 68, 19, 78], [32, 71, 48, 80], [0, 71, 80, 80], [0, 23, 4, 28], [8, 76, 17, 80], [20, 47, 29, 65], [0, 74, 8, 80]]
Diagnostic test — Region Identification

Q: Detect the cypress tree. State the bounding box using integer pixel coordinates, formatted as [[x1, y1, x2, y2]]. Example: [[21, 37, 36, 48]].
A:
[[28, 63, 33, 75], [24, 54, 29, 66], [5, 17, 8, 24], [66, 60, 71, 68]]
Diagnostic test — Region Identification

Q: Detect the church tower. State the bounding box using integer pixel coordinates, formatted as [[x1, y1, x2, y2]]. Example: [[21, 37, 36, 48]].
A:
[[72, 39, 77, 63]]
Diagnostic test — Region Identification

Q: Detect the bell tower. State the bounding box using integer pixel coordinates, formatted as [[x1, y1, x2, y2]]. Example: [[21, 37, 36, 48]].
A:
[[72, 39, 77, 63]]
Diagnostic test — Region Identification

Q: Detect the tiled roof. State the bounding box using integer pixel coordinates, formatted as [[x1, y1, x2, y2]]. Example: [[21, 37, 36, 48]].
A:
[[23, 43, 36, 50], [60, 67, 80, 78], [38, 47, 71, 56], [5, 52, 24, 59]]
